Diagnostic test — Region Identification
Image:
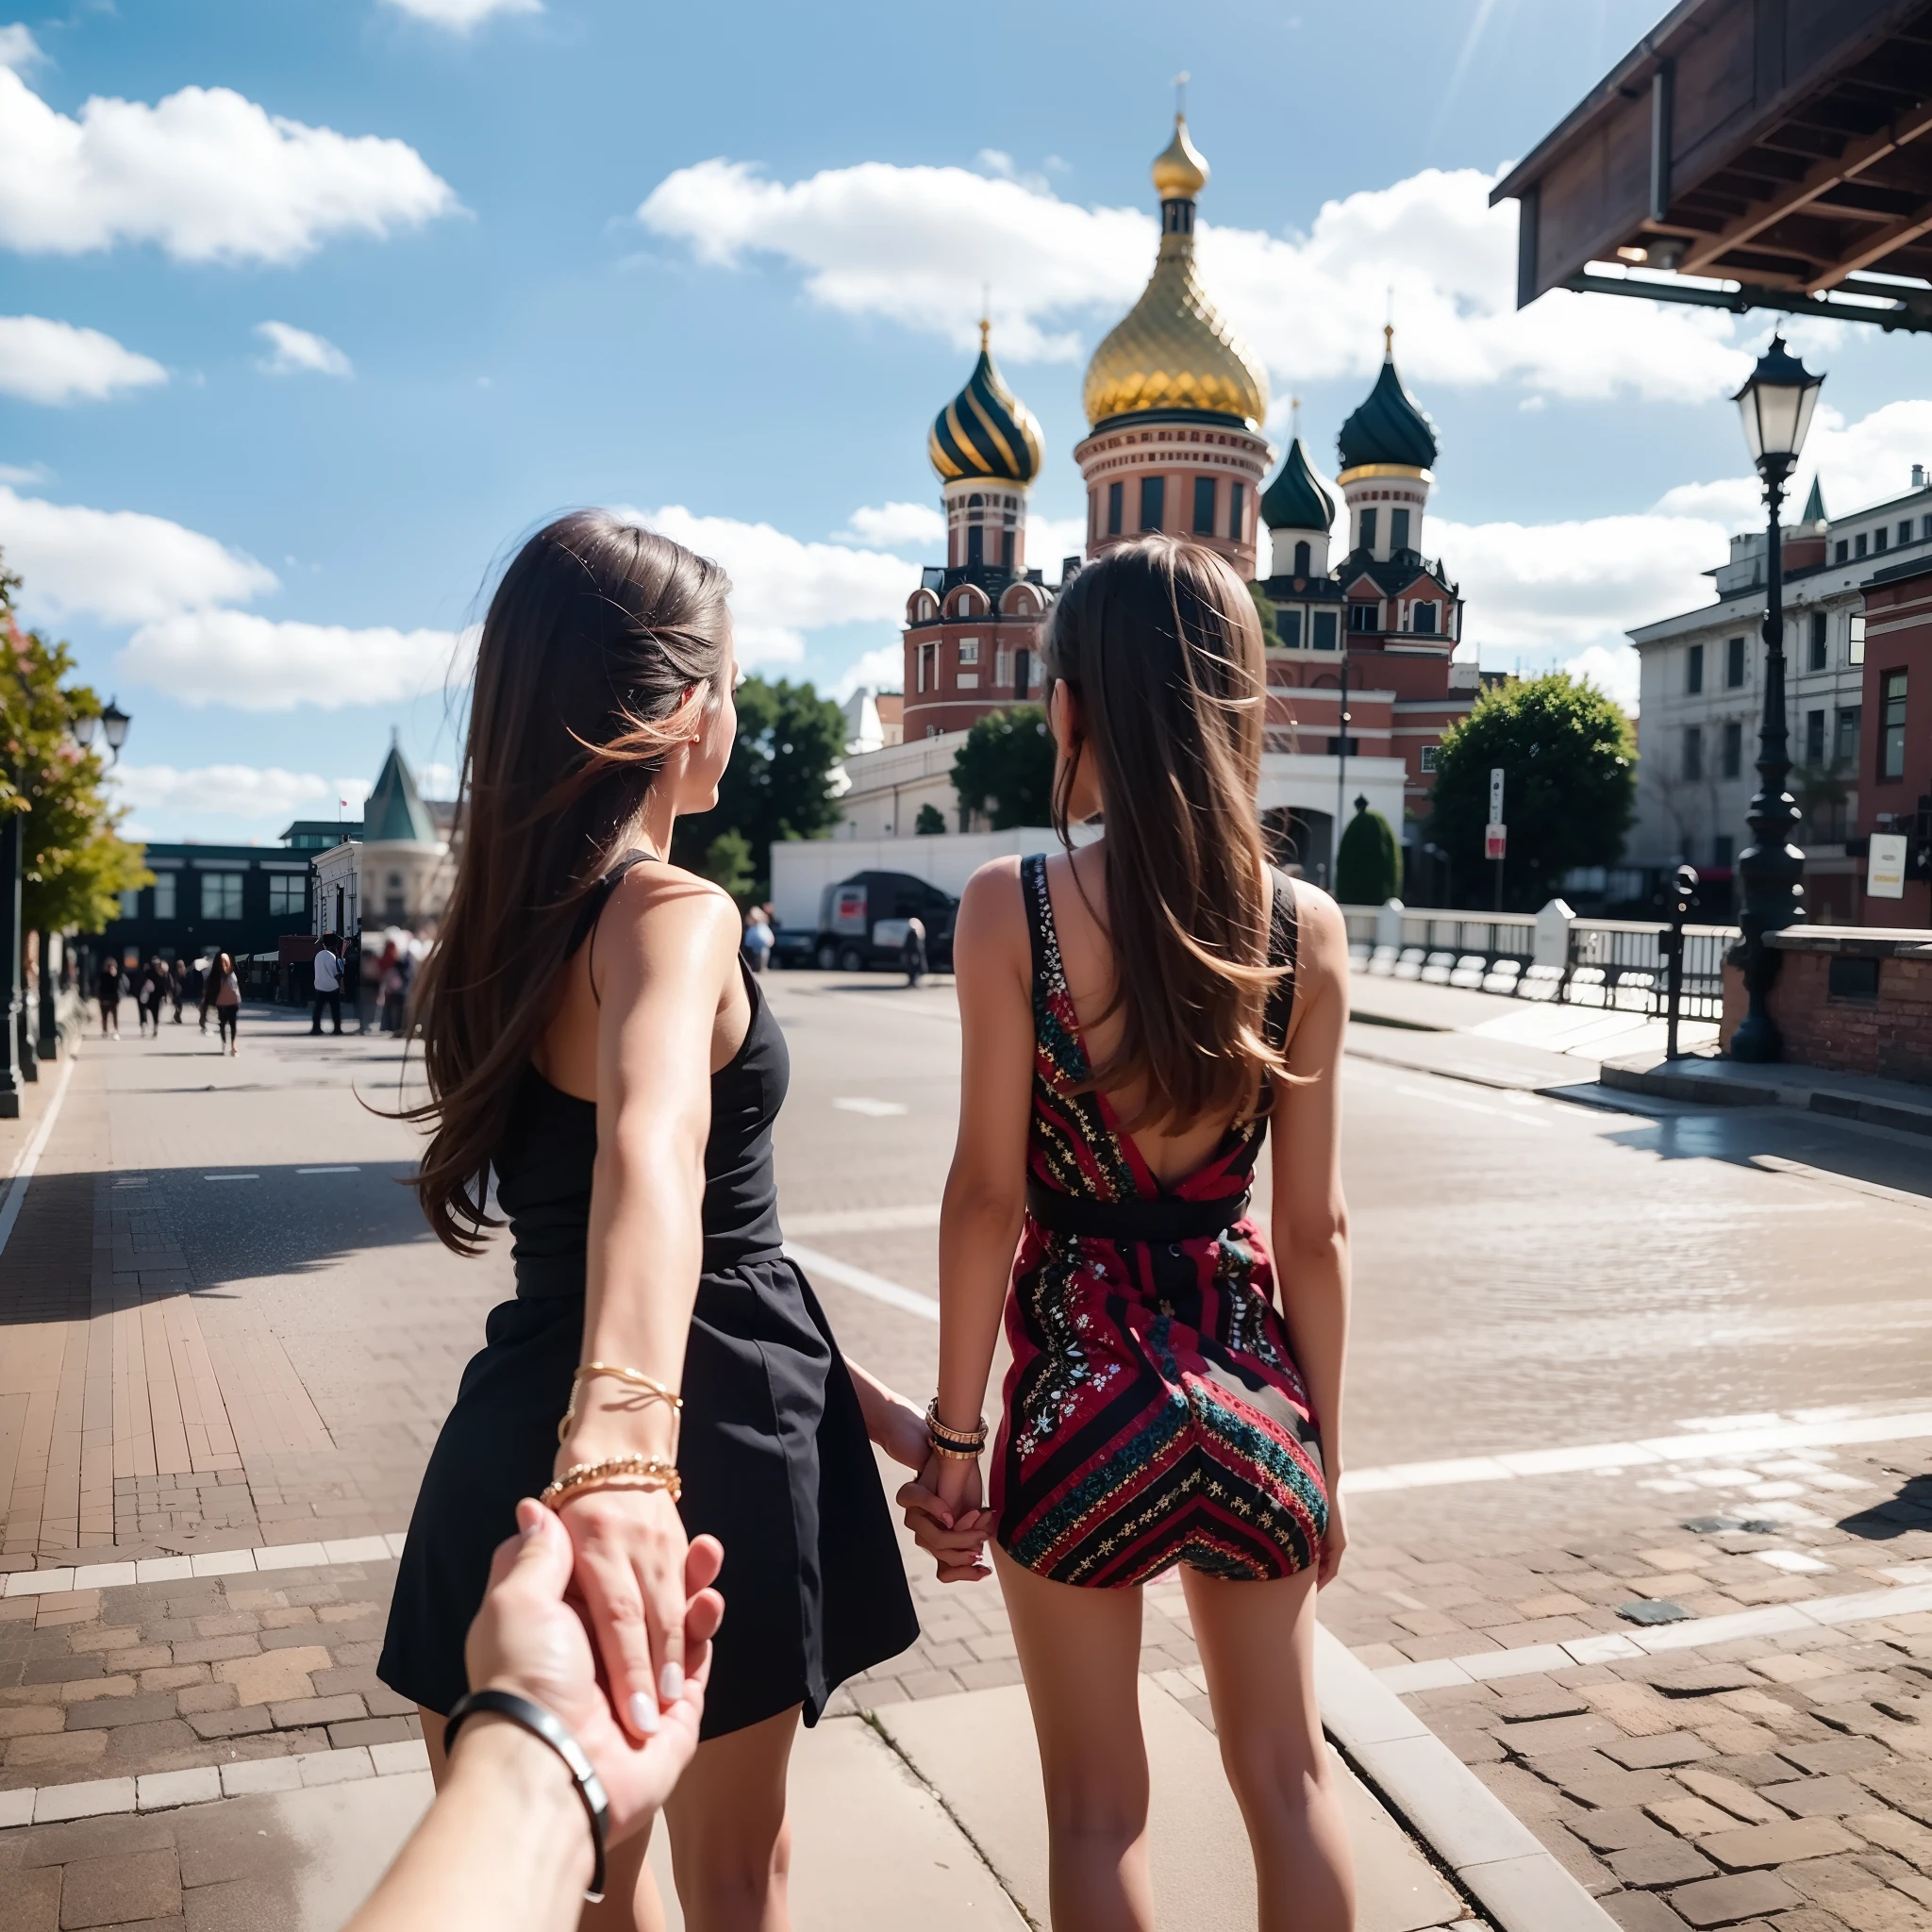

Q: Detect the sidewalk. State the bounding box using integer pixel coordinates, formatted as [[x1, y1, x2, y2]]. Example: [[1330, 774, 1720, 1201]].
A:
[[1603, 1050, 1932, 1140]]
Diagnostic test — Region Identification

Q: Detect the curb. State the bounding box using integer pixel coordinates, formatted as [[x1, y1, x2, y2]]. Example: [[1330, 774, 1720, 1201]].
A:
[[1314, 1626, 1620, 1932], [1601, 1058, 1932, 1139]]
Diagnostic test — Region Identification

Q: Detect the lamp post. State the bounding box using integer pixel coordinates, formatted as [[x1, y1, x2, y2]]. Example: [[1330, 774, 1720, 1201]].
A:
[[1728, 337, 1823, 1064]]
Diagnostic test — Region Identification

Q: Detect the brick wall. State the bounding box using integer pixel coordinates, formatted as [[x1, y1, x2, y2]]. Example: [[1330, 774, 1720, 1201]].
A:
[[1720, 928, 1932, 1084]]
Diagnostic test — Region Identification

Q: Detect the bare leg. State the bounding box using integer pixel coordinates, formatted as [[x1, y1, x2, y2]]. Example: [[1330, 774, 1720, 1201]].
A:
[[664, 1704, 800, 1932], [993, 1546, 1153, 1932], [420, 1705, 667, 1932], [1178, 1568, 1356, 1932]]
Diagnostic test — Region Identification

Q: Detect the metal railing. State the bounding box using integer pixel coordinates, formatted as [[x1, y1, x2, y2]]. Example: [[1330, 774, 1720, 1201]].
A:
[[1567, 920, 1732, 1021]]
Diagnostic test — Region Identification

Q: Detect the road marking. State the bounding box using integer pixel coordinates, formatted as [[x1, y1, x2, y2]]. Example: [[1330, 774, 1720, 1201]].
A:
[[203, 1173, 259, 1181], [1369, 1577, 1932, 1694], [0, 1054, 76, 1261], [833, 1096, 909, 1117], [1343, 1405, 1932, 1495], [297, 1165, 361, 1174], [786, 1203, 941, 1237], [1392, 1082, 1517, 1121], [784, 1241, 940, 1322], [5, 1532, 407, 1595]]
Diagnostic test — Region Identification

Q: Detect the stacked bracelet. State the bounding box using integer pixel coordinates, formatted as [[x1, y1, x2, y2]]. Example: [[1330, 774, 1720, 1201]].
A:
[[541, 1454, 682, 1509], [925, 1399, 989, 1460]]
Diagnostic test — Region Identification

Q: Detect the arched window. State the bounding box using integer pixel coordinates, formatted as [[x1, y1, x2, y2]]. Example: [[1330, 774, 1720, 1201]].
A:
[[1293, 540, 1311, 575]]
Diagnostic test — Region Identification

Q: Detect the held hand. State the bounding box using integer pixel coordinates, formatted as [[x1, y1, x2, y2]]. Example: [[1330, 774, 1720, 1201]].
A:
[[874, 1393, 936, 1474], [463, 1500, 724, 1840], [898, 1451, 992, 1583], [553, 1482, 691, 1743], [1317, 1490, 1348, 1588]]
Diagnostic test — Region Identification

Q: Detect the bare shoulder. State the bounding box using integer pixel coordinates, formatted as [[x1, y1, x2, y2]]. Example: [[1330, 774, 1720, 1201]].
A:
[[596, 859, 741, 972], [1284, 879, 1350, 988], [957, 857, 1026, 937]]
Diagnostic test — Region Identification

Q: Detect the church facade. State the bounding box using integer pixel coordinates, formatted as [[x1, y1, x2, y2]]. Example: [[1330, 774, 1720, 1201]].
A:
[[892, 115, 1480, 879]]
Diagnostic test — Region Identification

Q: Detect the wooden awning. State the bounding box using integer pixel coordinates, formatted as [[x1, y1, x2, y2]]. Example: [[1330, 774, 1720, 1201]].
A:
[[1492, 0, 1932, 333]]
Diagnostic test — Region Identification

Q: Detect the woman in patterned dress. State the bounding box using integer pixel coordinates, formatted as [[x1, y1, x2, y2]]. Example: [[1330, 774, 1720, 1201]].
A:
[[904, 538, 1357, 1930]]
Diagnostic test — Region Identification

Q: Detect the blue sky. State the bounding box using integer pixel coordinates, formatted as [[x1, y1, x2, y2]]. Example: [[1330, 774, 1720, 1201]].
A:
[[3, 0, 1928, 842]]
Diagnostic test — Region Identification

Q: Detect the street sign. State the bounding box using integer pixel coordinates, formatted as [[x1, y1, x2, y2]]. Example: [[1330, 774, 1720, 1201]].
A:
[[1489, 767, 1505, 824], [1868, 831, 1908, 899], [1485, 823, 1507, 860]]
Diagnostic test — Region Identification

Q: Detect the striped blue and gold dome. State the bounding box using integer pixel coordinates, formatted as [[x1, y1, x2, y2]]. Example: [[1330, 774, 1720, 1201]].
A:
[[928, 322, 1043, 485]]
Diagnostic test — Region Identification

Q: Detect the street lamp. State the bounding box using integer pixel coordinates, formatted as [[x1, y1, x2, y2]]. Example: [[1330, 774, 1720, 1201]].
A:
[[1728, 336, 1823, 1064], [99, 698, 129, 763]]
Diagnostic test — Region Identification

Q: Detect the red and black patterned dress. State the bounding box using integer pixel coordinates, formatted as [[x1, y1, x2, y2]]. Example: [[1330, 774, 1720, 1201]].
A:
[[990, 853, 1330, 1588]]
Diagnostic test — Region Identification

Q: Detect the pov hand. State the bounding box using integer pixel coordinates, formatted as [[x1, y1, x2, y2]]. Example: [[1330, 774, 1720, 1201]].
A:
[[897, 1450, 995, 1584], [464, 1500, 724, 1841]]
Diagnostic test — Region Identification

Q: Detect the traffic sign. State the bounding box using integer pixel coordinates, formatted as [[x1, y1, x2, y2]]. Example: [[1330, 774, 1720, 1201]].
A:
[[1485, 823, 1507, 860], [1489, 767, 1505, 824], [1869, 831, 1907, 899]]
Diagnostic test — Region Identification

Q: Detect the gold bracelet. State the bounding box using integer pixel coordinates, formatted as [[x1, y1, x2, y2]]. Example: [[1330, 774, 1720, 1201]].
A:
[[541, 1455, 683, 1509], [924, 1437, 983, 1461], [558, 1363, 684, 1445], [925, 1398, 989, 1452]]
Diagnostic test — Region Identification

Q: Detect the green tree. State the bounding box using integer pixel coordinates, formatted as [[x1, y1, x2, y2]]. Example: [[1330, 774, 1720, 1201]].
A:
[[699, 829, 755, 905], [1427, 672, 1636, 910], [952, 706, 1055, 830], [1334, 801, 1399, 905], [0, 561, 149, 937], [672, 676, 845, 898], [913, 802, 947, 836], [1247, 582, 1283, 649]]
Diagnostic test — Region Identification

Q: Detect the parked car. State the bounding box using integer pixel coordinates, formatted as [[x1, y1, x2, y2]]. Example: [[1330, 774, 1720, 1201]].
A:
[[806, 871, 958, 972]]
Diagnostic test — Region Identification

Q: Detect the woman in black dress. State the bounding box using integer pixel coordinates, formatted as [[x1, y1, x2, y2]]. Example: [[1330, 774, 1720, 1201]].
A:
[[378, 511, 924, 1929]]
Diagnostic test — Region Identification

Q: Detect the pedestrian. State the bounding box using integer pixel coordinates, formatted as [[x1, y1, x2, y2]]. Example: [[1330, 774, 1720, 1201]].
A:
[[136, 957, 164, 1037], [170, 958, 187, 1024], [377, 512, 924, 1931], [209, 951, 241, 1056], [379, 941, 405, 1034], [311, 932, 344, 1036], [95, 958, 122, 1039], [187, 958, 208, 1031], [901, 539, 1357, 1930], [740, 904, 772, 974], [901, 912, 926, 987]]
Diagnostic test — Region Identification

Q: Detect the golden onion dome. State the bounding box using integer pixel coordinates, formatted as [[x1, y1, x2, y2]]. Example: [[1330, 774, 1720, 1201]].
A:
[[1081, 117, 1268, 432]]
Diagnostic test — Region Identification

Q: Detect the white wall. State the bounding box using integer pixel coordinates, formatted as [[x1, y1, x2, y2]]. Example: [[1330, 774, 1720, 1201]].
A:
[[770, 827, 1099, 931]]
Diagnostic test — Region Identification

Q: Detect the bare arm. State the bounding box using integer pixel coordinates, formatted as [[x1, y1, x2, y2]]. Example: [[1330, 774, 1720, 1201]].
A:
[[1270, 886, 1352, 1585], [553, 870, 741, 1737]]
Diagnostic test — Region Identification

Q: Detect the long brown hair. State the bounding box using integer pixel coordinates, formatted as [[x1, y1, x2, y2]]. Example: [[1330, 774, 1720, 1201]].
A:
[[1042, 536, 1285, 1133], [406, 511, 733, 1252]]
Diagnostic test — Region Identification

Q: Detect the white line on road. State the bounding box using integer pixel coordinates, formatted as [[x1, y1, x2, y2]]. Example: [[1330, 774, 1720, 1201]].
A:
[[297, 1165, 362, 1174], [784, 1241, 940, 1322], [203, 1173, 259, 1181], [832, 1096, 910, 1117], [0, 1054, 76, 1260], [785, 1203, 941, 1237], [1343, 1406, 1932, 1496]]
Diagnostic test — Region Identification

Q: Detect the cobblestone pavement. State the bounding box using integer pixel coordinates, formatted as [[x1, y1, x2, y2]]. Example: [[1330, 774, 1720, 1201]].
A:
[[3, 984, 1931, 1929]]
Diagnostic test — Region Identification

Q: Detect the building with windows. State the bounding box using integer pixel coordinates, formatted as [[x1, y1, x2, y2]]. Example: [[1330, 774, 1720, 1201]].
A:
[[310, 738, 454, 941], [1853, 554, 1931, 928], [95, 844, 314, 970], [1624, 475, 1932, 921]]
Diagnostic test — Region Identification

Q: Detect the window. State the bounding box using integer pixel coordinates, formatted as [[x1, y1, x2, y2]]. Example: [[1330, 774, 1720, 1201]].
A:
[[1835, 706, 1861, 769], [1902, 520, 1914, 544], [1292, 539, 1310, 575], [1391, 507, 1410, 552], [1411, 600, 1437, 635], [1014, 646, 1031, 700], [1835, 539, 1849, 563], [1348, 601, 1379, 632], [1924, 515, 1932, 541], [1875, 526, 1890, 554], [1856, 532, 1868, 558], [1850, 613, 1866, 664], [1683, 724, 1704, 782], [1140, 475, 1165, 532], [1721, 718, 1742, 779], [1228, 483, 1244, 541], [958, 639, 978, 665], [1687, 642, 1704, 694], [1192, 475, 1216, 535], [153, 874, 176, 921], [1001, 529, 1014, 567], [1713, 835, 1734, 868], [966, 525, 983, 566], [1808, 610, 1828, 671], [118, 888, 140, 919], [1805, 708, 1825, 765], [200, 872, 243, 920], [1881, 670, 1908, 779], [1725, 635, 1746, 687], [1088, 491, 1097, 543], [1420, 744, 1438, 773], [995, 645, 1011, 688], [1311, 610, 1339, 650], [1359, 507, 1378, 552], [1279, 608, 1303, 648], [1107, 481, 1124, 536], [268, 874, 304, 916]]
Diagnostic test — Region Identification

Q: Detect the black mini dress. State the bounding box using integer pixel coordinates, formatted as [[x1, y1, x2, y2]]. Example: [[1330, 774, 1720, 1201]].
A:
[[378, 858, 919, 1739]]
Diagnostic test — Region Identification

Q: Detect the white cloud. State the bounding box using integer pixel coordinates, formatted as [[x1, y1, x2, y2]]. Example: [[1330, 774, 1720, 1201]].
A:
[[116, 610, 466, 710], [616, 504, 916, 664], [0, 23, 42, 72], [836, 501, 943, 550], [0, 484, 277, 623], [834, 645, 905, 702], [641, 156, 1755, 402], [1027, 514, 1088, 570], [0, 66, 458, 264], [256, 320, 352, 378], [0, 315, 165, 403], [1559, 643, 1641, 712], [383, 0, 541, 25], [416, 762, 458, 799], [112, 761, 340, 823], [1801, 398, 1932, 519]]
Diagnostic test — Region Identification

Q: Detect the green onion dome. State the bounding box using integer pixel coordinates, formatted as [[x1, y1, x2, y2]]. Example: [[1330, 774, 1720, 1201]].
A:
[[928, 321, 1043, 485], [1337, 329, 1439, 473], [1260, 437, 1335, 532]]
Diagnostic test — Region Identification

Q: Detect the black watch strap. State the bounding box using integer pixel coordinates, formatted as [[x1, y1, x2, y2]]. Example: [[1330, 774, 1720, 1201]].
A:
[[442, 1689, 609, 1902]]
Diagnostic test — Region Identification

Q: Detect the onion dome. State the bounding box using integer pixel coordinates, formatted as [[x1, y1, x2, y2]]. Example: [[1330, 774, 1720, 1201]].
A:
[[928, 320, 1043, 485], [1337, 327, 1438, 472], [1260, 437, 1335, 533], [1081, 117, 1268, 432]]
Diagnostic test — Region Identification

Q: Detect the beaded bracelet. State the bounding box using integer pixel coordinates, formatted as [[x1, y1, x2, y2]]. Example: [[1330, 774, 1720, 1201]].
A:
[[558, 1362, 684, 1446], [541, 1455, 683, 1509], [925, 1398, 989, 1458]]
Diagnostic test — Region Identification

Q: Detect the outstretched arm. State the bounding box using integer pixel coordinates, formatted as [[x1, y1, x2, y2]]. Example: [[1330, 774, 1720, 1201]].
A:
[[1270, 886, 1352, 1585]]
